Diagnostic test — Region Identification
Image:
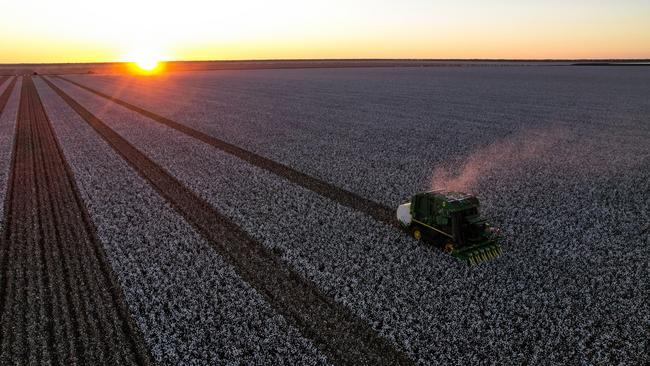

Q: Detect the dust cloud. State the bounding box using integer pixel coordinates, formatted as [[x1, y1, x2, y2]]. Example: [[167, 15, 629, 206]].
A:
[[430, 128, 564, 192]]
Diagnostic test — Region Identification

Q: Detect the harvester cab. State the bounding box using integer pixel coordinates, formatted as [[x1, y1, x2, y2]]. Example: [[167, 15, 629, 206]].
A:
[[396, 190, 502, 264]]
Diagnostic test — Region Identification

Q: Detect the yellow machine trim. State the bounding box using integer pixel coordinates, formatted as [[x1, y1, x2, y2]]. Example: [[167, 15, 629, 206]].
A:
[[411, 219, 454, 239]]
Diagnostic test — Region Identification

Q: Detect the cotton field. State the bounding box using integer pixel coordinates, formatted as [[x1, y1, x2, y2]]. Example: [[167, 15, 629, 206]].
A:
[[0, 66, 648, 365]]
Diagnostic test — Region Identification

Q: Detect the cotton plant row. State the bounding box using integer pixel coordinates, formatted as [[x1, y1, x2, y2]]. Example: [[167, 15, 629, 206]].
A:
[[0, 79, 21, 233]]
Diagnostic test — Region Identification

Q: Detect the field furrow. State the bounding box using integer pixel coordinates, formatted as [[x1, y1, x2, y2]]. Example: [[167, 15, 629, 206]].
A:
[[43, 77, 413, 365], [0, 76, 152, 365], [34, 78, 330, 365]]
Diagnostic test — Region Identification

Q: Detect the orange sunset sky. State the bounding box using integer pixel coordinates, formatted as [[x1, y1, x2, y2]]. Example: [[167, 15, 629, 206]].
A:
[[1, 0, 649, 63]]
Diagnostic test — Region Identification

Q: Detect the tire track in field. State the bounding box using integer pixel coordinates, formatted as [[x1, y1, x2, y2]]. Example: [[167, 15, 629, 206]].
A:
[[46, 77, 413, 366], [0, 76, 152, 365], [55, 75, 397, 227]]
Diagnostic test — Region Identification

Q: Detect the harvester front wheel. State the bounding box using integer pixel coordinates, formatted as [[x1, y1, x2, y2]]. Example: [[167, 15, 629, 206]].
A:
[[411, 227, 422, 241]]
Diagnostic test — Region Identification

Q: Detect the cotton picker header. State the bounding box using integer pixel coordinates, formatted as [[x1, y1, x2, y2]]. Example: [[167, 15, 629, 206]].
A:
[[397, 190, 502, 264]]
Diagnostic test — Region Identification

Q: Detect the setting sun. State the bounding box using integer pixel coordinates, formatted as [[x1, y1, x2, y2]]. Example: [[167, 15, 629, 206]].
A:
[[123, 47, 167, 74], [128, 58, 164, 75], [135, 58, 159, 71]]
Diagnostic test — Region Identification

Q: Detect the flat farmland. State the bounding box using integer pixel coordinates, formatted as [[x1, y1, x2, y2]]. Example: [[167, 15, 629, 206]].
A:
[[1, 67, 648, 365]]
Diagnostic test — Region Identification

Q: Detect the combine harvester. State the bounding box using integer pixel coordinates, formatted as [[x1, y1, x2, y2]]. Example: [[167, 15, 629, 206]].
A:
[[397, 190, 502, 264]]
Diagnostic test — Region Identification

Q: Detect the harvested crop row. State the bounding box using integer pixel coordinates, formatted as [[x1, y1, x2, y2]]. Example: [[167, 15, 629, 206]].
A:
[[33, 77, 329, 365], [43, 77, 412, 365], [0, 76, 9, 92], [0, 77, 20, 233], [50, 72, 650, 364], [56, 75, 395, 226], [0, 77, 152, 365], [0, 77, 15, 113]]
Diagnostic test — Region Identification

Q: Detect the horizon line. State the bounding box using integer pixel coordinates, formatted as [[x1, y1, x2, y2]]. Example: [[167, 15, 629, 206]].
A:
[[2, 58, 650, 66]]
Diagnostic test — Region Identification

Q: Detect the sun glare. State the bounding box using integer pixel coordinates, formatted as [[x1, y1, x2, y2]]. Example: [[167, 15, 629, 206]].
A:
[[136, 58, 159, 71], [123, 47, 167, 74]]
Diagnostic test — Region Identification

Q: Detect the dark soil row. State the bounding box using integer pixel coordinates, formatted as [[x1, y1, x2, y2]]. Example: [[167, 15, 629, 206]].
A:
[[56, 76, 397, 226], [45, 77, 413, 365], [0, 76, 152, 365], [0, 77, 16, 113]]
